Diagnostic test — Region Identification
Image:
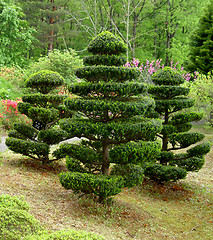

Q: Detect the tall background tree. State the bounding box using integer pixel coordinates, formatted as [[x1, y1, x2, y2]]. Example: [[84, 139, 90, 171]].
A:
[[0, 0, 35, 66], [186, 0, 213, 75], [18, 0, 71, 57]]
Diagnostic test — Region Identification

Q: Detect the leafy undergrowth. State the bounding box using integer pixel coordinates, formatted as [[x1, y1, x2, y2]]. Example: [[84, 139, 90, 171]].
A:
[[0, 126, 212, 240]]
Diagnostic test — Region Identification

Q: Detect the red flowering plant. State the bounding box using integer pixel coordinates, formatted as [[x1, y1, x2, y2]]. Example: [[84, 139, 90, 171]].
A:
[[0, 99, 31, 130]]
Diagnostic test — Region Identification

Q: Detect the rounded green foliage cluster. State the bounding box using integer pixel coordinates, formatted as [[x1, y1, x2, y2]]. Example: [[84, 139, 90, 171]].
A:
[[59, 172, 124, 202], [87, 31, 126, 55], [25, 229, 105, 240], [6, 137, 49, 162], [75, 65, 140, 82], [84, 54, 126, 66], [59, 118, 161, 142], [110, 141, 161, 164], [144, 164, 187, 182], [110, 164, 144, 188], [151, 67, 185, 86], [70, 82, 147, 98], [0, 195, 43, 240], [25, 70, 64, 94]]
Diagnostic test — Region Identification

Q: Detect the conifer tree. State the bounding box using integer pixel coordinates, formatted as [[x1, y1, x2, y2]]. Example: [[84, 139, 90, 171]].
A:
[[144, 67, 211, 182], [187, 0, 213, 75], [55, 31, 162, 202], [6, 70, 71, 163], [19, 0, 70, 54]]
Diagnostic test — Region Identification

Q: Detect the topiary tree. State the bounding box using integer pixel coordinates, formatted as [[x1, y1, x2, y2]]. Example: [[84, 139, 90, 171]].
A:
[[54, 31, 162, 202], [186, 0, 213, 75], [144, 67, 211, 182], [5, 70, 72, 163]]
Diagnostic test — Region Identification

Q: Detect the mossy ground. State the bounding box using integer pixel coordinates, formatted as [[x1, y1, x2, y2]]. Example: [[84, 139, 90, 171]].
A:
[[0, 125, 212, 240]]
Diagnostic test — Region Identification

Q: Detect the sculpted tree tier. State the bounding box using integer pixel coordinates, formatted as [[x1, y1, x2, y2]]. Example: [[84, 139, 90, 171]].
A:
[[6, 70, 72, 163], [56, 31, 162, 202]]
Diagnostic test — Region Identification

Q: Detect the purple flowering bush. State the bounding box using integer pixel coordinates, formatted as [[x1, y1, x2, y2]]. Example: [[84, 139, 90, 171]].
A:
[[124, 59, 198, 83]]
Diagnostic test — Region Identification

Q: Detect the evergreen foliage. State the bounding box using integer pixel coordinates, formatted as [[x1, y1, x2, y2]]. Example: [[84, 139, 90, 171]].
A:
[[57, 31, 162, 202], [187, 0, 213, 74], [5, 70, 71, 163], [0, 195, 43, 240], [145, 67, 211, 182]]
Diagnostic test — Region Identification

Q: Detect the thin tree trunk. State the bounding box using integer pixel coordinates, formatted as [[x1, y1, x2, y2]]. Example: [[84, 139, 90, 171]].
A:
[[102, 140, 110, 175], [48, 0, 56, 51]]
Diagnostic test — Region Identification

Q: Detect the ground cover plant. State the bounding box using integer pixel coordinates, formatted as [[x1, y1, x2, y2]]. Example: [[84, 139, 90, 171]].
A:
[[144, 67, 211, 182], [54, 31, 162, 202], [5, 70, 72, 163]]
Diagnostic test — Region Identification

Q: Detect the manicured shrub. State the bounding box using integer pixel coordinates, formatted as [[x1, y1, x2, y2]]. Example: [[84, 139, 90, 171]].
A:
[[57, 31, 162, 202], [145, 67, 211, 182], [5, 70, 71, 163]]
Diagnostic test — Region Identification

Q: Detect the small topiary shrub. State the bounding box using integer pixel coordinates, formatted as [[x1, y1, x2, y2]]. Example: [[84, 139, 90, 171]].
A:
[[5, 70, 72, 163], [57, 31, 162, 202], [145, 67, 211, 182]]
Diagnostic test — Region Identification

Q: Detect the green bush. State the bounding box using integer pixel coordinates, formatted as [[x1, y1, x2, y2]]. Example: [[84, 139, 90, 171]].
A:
[[110, 164, 144, 188], [0, 195, 43, 240], [25, 49, 83, 84], [87, 31, 126, 55], [25, 229, 105, 240], [59, 172, 124, 203], [0, 194, 29, 211], [144, 164, 187, 182]]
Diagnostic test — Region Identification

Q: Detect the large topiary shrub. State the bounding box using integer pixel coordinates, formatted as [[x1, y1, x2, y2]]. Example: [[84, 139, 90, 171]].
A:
[[144, 67, 211, 182], [5, 70, 72, 163], [55, 31, 162, 202]]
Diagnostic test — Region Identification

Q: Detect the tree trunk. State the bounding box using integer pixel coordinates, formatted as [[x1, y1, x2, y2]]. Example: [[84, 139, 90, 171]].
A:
[[48, 0, 56, 51], [102, 140, 110, 175]]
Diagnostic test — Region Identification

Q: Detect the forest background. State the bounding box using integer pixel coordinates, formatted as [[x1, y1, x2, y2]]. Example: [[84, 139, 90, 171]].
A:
[[0, 0, 211, 68]]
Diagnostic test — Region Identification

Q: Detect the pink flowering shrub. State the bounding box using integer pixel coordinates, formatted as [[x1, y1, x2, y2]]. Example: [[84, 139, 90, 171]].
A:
[[0, 99, 31, 130], [124, 59, 198, 83]]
